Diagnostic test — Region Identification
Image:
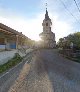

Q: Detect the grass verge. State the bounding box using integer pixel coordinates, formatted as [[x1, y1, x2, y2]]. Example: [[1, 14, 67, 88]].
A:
[[58, 50, 80, 63], [59, 53, 80, 63], [67, 56, 80, 63], [0, 53, 23, 73]]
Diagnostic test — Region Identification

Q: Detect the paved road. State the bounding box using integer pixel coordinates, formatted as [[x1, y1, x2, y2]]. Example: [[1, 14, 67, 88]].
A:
[[0, 52, 33, 92], [8, 49, 80, 92], [1, 49, 80, 92]]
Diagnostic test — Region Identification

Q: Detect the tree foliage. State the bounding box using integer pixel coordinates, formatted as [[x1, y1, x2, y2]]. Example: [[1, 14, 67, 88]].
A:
[[57, 32, 80, 49]]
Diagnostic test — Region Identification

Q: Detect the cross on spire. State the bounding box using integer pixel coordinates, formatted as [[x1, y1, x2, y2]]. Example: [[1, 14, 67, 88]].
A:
[[45, 3, 49, 20], [46, 3, 47, 10]]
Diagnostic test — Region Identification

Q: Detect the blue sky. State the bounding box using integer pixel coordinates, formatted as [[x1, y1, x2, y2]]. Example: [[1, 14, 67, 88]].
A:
[[0, 0, 80, 42]]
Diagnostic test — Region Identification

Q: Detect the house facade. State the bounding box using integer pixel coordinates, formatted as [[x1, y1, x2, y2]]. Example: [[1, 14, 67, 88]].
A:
[[0, 23, 29, 50]]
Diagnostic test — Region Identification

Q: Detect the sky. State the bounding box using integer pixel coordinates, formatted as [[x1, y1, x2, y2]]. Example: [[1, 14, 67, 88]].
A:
[[0, 0, 80, 42]]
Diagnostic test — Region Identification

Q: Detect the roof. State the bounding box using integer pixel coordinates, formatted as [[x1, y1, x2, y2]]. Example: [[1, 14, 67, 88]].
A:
[[0, 23, 27, 38], [45, 9, 51, 21]]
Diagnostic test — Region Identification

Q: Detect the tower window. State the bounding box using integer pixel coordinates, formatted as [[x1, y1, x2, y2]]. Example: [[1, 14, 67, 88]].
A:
[[46, 23, 48, 26]]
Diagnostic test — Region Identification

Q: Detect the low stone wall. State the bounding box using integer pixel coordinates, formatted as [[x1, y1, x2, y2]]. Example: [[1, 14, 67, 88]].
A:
[[0, 48, 33, 65], [0, 50, 17, 65], [18, 48, 33, 57]]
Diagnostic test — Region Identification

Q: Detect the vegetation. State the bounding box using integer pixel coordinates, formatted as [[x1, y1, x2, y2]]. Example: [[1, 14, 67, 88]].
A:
[[57, 32, 80, 49], [58, 32, 80, 63], [0, 53, 22, 73], [66, 55, 80, 63]]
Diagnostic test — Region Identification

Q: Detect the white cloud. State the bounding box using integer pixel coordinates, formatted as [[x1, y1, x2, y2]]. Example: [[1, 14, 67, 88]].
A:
[[0, 11, 73, 42], [43, 12, 73, 42], [0, 0, 74, 42], [52, 15, 73, 42], [0, 13, 44, 41]]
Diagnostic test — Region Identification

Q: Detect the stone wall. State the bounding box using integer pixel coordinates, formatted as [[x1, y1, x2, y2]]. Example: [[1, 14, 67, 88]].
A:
[[0, 50, 17, 65]]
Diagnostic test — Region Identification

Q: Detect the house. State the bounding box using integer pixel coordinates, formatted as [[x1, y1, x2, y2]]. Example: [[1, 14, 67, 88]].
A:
[[0, 23, 29, 50]]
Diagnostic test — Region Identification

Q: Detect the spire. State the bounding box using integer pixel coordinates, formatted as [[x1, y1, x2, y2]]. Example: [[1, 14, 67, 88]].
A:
[[45, 3, 49, 20], [46, 3, 48, 13]]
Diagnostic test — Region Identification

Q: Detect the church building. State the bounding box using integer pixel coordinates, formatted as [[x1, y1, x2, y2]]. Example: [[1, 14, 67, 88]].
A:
[[39, 8, 56, 48]]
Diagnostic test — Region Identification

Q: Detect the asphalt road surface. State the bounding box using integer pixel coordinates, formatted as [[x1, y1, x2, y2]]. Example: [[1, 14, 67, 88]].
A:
[[0, 49, 80, 92], [0, 52, 33, 92]]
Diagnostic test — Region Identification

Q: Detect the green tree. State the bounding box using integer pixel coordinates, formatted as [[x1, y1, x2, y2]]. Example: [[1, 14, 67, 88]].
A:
[[67, 32, 80, 48], [57, 38, 64, 48], [57, 32, 80, 49]]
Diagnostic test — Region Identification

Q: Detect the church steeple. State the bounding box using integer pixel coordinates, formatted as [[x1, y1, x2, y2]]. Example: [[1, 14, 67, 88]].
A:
[[39, 3, 56, 48], [45, 8, 49, 20], [45, 3, 49, 20]]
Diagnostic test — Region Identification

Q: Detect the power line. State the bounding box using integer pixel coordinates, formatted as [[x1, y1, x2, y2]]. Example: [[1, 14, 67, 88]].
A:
[[73, 0, 80, 12], [59, 0, 80, 23]]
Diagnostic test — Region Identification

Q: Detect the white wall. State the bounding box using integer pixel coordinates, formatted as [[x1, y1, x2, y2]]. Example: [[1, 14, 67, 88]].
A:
[[0, 50, 17, 65], [0, 45, 5, 49], [0, 48, 33, 65]]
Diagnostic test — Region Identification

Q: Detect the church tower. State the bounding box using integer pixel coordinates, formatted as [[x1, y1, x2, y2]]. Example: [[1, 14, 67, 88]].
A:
[[39, 7, 56, 48]]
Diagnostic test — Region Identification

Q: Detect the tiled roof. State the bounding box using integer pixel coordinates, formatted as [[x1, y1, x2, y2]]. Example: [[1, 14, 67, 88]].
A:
[[0, 23, 27, 38]]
